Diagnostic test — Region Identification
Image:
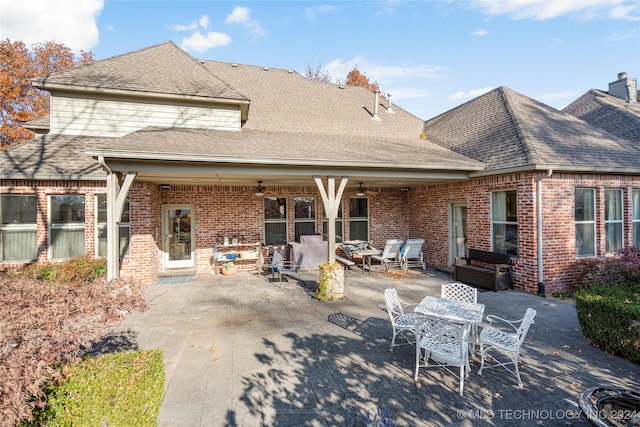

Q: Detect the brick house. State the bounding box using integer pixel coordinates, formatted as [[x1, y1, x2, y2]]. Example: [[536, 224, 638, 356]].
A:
[[1, 41, 639, 295]]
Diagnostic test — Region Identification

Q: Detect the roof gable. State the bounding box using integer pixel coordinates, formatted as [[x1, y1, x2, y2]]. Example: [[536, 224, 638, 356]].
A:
[[563, 89, 640, 144], [424, 86, 640, 172], [31, 41, 247, 102]]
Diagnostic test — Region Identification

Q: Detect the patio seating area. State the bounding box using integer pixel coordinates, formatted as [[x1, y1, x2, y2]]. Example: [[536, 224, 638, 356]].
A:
[[108, 267, 640, 426]]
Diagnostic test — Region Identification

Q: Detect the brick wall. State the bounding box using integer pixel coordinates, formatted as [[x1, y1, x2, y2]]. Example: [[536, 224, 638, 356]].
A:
[[4, 173, 640, 292], [408, 172, 640, 294]]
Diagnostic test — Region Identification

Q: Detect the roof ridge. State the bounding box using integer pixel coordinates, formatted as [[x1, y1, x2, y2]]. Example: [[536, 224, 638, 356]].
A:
[[498, 87, 537, 166]]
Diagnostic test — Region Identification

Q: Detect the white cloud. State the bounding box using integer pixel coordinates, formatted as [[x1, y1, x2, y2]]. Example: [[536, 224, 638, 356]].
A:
[[536, 90, 581, 102], [180, 31, 231, 54], [471, 0, 638, 20], [225, 6, 266, 35], [472, 29, 488, 36], [173, 15, 210, 32], [448, 87, 493, 100], [324, 56, 441, 85], [0, 0, 103, 52], [303, 5, 338, 21]]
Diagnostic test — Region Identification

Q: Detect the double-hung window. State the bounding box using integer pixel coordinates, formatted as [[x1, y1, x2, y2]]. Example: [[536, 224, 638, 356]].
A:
[[575, 188, 596, 256], [294, 197, 316, 242], [633, 190, 640, 246], [264, 197, 287, 246], [492, 190, 518, 257], [604, 189, 623, 254], [49, 195, 86, 260], [348, 198, 369, 242], [96, 195, 131, 258], [0, 195, 37, 262]]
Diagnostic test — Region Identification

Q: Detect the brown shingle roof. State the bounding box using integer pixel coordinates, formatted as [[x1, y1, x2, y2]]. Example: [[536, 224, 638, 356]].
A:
[[90, 126, 480, 170], [424, 86, 640, 172], [563, 89, 640, 144], [0, 134, 108, 179], [203, 61, 425, 140], [31, 42, 247, 102]]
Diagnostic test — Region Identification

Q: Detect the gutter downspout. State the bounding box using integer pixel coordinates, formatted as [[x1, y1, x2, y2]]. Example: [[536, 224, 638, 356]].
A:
[[536, 169, 552, 297]]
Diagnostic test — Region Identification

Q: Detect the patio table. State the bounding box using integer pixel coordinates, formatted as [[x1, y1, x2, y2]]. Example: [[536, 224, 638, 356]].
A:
[[414, 296, 485, 351], [351, 248, 381, 274]]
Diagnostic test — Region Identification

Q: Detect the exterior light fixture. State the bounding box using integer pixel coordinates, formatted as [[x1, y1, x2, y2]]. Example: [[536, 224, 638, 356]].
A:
[[356, 182, 366, 197]]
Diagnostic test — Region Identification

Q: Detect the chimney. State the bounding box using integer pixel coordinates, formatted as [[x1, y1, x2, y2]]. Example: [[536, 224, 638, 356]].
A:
[[387, 93, 394, 113], [609, 72, 637, 103], [372, 90, 380, 121]]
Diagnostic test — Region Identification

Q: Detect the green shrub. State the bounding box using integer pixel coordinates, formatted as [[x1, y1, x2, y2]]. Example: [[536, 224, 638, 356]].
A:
[[575, 285, 640, 363], [35, 349, 164, 426], [22, 257, 107, 285]]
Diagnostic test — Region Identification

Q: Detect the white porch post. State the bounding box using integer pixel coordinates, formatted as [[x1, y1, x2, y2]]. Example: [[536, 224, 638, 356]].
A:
[[101, 156, 137, 281], [314, 175, 349, 264]]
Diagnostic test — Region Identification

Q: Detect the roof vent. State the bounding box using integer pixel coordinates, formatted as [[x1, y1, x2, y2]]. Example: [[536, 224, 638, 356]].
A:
[[287, 69, 294, 74], [372, 90, 381, 121], [231, 63, 238, 68], [338, 84, 345, 89], [386, 93, 394, 114], [263, 67, 270, 71]]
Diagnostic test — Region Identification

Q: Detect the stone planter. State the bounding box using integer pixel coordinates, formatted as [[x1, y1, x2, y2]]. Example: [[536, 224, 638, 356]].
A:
[[317, 262, 345, 301]]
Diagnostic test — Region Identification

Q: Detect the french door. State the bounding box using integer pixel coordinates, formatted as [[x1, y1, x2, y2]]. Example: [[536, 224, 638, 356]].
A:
[[450, 203, 467, 265], [162, 204, 195, 269]]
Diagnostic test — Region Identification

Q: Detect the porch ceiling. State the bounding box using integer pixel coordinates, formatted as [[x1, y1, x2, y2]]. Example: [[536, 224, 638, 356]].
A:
[[100, 158, 472, 189]]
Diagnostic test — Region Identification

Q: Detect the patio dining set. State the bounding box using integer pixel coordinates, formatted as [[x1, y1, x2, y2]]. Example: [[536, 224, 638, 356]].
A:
[[384, 282, 537, 396]]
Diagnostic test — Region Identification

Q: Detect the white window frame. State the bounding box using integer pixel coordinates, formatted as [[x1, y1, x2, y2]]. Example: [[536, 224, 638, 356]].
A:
[[604, 189, 624, 255], [348, 198, 369, 242], [633, 190, 640, 246], [575, 188, 596, 257], [95, 194, 130, 258], [491, 190, 518, 257], [264, 197, 287, 246], [293, 197, 316, 242], [0, 194, 37, 262], [48, 194, 86, 260]]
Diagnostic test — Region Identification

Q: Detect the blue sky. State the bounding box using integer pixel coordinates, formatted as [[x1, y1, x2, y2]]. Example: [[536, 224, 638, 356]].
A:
[[2, 0, 639, 119]]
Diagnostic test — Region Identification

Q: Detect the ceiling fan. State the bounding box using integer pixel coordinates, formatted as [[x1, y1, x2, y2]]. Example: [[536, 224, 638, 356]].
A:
[[355, 182, 379, 196], [249, 180, 277, 197]]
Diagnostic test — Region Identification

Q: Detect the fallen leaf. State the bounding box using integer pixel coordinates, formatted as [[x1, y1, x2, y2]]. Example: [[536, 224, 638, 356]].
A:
[[209, 347, 216, 353], [415, 382, 422, 388], [353, 367, 362, 374], [494, 392, 502, 399], [212, 358, 219, 362]]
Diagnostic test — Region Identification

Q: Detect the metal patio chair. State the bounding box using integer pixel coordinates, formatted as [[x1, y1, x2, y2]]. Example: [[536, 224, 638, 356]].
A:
[[383, 288, 425, 352], [414, 318, 471, 396], [441, 282, 480, 347], [477, 307, 537, 388]]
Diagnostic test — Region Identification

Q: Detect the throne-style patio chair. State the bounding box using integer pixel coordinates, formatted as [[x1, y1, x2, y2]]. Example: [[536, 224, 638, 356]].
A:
[[399, 238, 427, 270], [371, 239, 403, 271], [414, 318, 471, 396], [383, 288, 425, 352], [441, 282, 478, 303], [477, 307, 537, 388]]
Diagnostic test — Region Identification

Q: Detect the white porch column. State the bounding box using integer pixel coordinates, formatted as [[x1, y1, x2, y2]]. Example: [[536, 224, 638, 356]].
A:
[[314, 175, 349, 264], [100, 157, 136, 281]]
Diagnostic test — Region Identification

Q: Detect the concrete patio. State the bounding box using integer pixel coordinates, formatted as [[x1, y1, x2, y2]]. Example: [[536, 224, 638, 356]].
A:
[[108, 266, 640, 426]]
